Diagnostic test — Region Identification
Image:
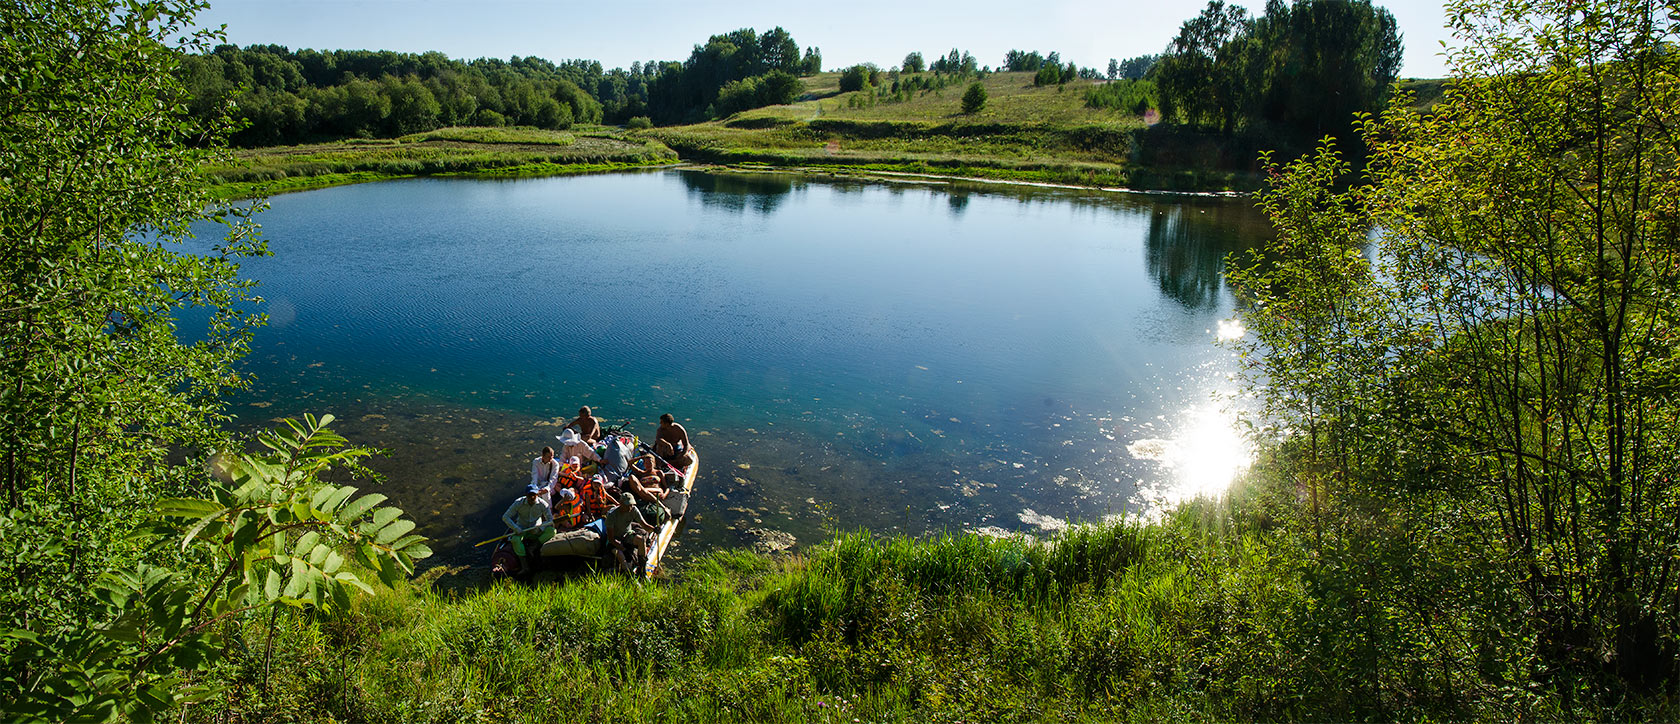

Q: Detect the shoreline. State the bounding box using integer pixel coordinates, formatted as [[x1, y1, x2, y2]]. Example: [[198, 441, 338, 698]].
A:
[[212, 158, 1256, 201]]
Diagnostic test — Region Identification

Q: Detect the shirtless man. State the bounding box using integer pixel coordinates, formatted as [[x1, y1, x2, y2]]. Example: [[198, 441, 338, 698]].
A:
[[563, 406, 602, 442], [653, 413, 692, 466]]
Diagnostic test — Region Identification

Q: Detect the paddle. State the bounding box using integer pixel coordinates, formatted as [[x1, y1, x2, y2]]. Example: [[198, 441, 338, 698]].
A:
[[474, 525, 544, 548]]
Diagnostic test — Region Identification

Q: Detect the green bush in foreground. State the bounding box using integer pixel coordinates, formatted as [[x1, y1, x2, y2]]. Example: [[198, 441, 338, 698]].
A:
[[190, 457, 1673, 723]]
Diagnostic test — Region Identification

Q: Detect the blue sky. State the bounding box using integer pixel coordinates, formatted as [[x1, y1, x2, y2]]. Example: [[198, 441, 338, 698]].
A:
[[194, 0, 1456, 79]]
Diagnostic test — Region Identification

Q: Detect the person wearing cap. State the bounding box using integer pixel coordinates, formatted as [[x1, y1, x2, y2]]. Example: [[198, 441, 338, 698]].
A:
[[603, 491, 654, 574], [563, 406, 602, 443], [501, 484, 554, 572]]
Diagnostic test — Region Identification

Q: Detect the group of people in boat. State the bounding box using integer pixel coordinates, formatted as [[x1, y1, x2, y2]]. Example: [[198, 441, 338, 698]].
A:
[[499, 407, 694, 575]]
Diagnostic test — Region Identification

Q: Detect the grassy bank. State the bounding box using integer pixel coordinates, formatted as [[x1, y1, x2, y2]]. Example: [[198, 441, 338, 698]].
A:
[[207, 75, 1449, 198], [641, 71, 1270, 193], [205, 126, 678, 198], [185, 452, 1664, 723]]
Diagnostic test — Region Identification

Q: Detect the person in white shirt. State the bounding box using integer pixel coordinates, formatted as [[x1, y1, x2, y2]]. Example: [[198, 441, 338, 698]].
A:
[[501, 484, 553, 571], [531, 446, 560, 495]]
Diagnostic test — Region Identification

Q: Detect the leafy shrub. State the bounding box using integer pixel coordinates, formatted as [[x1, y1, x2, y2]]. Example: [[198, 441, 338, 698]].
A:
[[961, 82, 987, 114], [839, 64, 878, 92], [1086, 79, 1158, 115], [626, 115, 653, 130]]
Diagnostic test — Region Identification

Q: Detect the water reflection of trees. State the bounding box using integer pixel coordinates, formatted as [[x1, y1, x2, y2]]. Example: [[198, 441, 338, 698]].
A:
[[1144, 200, 1268, 310], [678, 170, 804, 215], [947, 191, 970, 216]]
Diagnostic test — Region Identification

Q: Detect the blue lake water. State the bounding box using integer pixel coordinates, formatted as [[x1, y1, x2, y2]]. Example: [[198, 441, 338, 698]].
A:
[[211, 170, 1269, 566]]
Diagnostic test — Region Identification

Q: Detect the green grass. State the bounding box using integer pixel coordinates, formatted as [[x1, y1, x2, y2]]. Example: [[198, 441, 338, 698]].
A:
[[187, 455, 1628, 723], [205, 126, 678, 198], [1397, 77, 1450, 113], [786, 71, 1147, 125], [643, 72, 1267, 193]]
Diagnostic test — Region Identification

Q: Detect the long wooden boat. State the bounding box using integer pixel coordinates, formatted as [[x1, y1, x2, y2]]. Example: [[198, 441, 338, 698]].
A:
[[488, 440, 698, 580], [642, 448, 698, 578]]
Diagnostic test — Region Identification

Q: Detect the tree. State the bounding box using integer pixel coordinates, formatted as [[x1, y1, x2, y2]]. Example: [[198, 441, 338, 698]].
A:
[[801, 46, 822, 75], [759, 26, 801, 74], [1231, 0, 1680, 705], [839, 64, 877, 92], [961, 81, 987, 113], [1003, 49, 1045, 71], [1107, 58, 1120, 80], [1117, 53, 1159, 80], [1246, 0, 1401, 142], [1, 0, 269, 640], [0, 1, 430, 719], [2, 416, 430, 721], [903, 51, 926, 73], [1149, 0, 1250, 130], [1150, 0, 1399, 139], [1034, 62, 1062, 86]]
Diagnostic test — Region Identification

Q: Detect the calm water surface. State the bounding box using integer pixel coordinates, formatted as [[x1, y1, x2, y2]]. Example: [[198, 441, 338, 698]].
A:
[[214, 170, 1269, 566]]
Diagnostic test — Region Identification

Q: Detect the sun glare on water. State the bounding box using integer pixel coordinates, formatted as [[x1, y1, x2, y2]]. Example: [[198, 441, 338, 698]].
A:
[[1215, 317, 1246, 342], [1126, 399, 1252, 513]]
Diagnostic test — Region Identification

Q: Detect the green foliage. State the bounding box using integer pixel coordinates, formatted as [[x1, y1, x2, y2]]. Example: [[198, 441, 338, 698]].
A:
[[626, 115, 654, 130], [1150, 0, 1400, 142], [1108, 54, 1161, 81], [1002, 49, 1048, 72], [177, 45, 611, 146], [168, 415, 431, 603], [1085, 79, 1158, 115], [715, 70, 806, 117], [644, 27, 816, 124], [839, 64, 878, 93], [902, 51, 925, 74], [960, 82, 987, 114], [202, 130, 676, 197], [0, 0, 262, 653], [929, 48, 978, 75], [1033, 63, 1059, 86], [1229, 0, 1680, 708], [2, 415, 428, 722], [211, 488, 1637, 721]]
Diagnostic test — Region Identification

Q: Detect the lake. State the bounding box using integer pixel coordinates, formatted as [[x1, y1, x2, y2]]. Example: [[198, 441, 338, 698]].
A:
[[213, 169, 1270, 566]]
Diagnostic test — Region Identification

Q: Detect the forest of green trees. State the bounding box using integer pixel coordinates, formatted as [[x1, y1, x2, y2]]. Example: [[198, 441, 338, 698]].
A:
[[182, 1, 1406, 176], [181, 27, 821, 146], [1149, 0, 1402, 142]]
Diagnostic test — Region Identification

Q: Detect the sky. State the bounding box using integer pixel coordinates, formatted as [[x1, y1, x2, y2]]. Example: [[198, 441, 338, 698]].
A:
[[194, 0, 1457, 79]]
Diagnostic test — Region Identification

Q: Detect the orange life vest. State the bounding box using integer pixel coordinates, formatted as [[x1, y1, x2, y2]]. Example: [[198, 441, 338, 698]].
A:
[[576, 473, 612, 522]]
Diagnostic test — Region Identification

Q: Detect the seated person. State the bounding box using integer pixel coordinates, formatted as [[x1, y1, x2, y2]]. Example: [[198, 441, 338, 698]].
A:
[[531, 446, 560, 503], [557, 429, 600, 465], [551, 487, 584, 529], [500, 484, 553, 573], [563, 406, 602, 443], [602, 492, 654, 574], [575, 472, 614, 523], [653, 413, 692, 466], [628, 454, 673, 496]]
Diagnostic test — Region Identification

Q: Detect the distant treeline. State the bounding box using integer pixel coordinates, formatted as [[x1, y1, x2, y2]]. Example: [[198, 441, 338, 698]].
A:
[[1149, 0, 1401, 143], [180, 27, 821, 146]]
